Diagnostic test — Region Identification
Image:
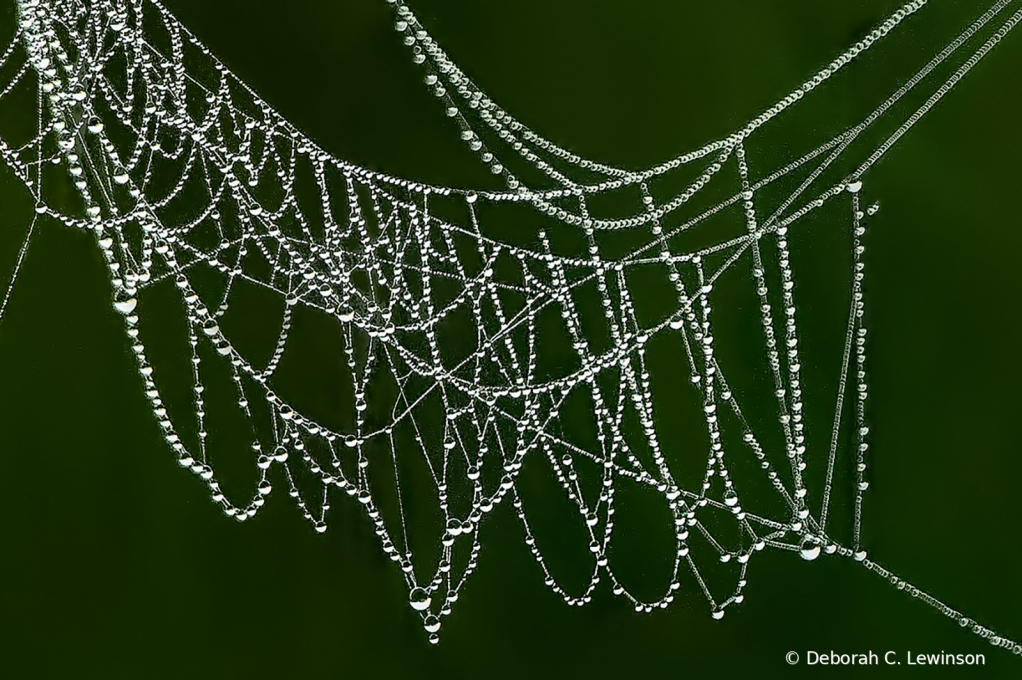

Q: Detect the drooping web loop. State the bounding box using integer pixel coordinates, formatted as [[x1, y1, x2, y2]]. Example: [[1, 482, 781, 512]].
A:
[[0, 0, 1019, 650]]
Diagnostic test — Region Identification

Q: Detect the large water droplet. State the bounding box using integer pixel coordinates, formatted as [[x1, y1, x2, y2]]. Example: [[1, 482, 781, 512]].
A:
[[409, 587, 431, 611], [799, 540, 821, 561], [113, 289, 137, 314]]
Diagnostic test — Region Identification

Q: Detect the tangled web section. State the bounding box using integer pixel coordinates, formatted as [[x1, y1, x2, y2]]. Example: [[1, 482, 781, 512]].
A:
[[0, 0, 1018, 650]]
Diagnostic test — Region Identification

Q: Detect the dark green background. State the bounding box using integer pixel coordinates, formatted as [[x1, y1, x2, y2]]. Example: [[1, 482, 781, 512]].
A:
[[0, 1, 1020, 678]]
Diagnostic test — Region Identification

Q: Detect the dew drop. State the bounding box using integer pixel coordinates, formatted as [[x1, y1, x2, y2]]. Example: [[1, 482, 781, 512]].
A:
[[113, 288, 137, 314], [409, 587, 431, 611], [799, 540, 821, 561]]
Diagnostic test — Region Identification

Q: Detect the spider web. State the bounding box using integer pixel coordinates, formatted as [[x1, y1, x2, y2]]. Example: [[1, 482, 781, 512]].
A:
[[0, 0, 1019, 651]]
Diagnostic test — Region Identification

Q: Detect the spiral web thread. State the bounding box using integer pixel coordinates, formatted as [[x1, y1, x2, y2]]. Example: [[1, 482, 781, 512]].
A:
[[0, 0, 1019, 649]]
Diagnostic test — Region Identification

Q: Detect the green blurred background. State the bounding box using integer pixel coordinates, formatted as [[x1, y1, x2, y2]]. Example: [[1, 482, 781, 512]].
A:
[[0, 0, 1020, 678]]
